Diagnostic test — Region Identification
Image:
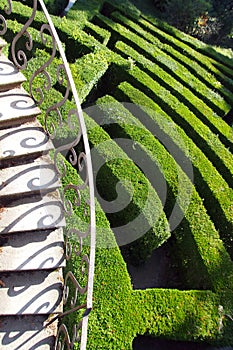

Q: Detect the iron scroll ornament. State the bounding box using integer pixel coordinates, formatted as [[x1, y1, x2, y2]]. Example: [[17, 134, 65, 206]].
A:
[[2, 0, 96, 349], [0, 0, 12, 35]]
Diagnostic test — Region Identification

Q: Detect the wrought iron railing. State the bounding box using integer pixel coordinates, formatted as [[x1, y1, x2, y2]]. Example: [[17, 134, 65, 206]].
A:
[[0, 1, 96, 349]]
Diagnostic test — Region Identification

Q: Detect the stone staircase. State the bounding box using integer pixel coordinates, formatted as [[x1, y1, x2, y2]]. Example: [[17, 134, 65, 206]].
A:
[[0, 37, 65, 348]]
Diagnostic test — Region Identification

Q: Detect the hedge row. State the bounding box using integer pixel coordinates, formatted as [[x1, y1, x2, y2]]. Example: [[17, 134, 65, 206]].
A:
[[17, 0, 233, 272], [95, 93, 233, 292], [37, 89, 232, 349], [69, 50, 110, 102], [139, 12, 233, 71], [93, 13, 232, 116], [19, 64, 224, 347], [84, 21, 111, 46], [15, 45, 107, 113], [134, 16, 233, 86], [101, 0, 233, 78], [114, 80, 233, 258], [132, 289, 221, 344], [59, 118, 233, 349], [3, 1, 233, 347], [62, 161, 224, 348], [110, 11, 233, 102], [61, 156, 229, 348], [83, 111, 170, 264], [23, 48, 171, 263], [23, 41, 233, 284], [59, 102, 233, 350], [115, 40, 233, 185], [52, 130, 135, 350]]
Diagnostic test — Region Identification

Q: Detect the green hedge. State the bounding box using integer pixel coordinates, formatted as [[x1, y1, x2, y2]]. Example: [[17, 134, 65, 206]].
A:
[[134, 16, 233, 87], [140, 13, 233, 71], [61, 160, 231, 348], [60, 152, 135, 350], [62, 134, 233, 349], [3, 1, 233, 347], [62, 147, 232, 348], [132, 289, 221, 343], [83, 113, 170, 264], [93, 13, 232, 116], [29, 90, 226, 347], [95, 93, 233, 292], [59, 113, 233, 348], [84, 21, 111, 46], [115, 40, 233, 185], [70, 50, 110, 102], [114, 80, 233, 258], [111, 11, 233, 104], [97, 1, 233, 82]]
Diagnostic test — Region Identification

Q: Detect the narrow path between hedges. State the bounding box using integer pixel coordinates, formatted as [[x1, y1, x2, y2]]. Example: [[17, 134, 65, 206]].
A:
[[0, 37, 65, 349]]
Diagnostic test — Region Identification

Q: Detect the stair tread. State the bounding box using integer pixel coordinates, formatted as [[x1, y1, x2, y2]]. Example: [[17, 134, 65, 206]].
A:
[[0, 315, 57, 349], [0, 191, 65, 234], [0, 54, 26, 91], [0, 155, 60, 198], [0, 120, 54, 161], [0, 228, 65, 271], [0, 269, 63, 315], [0, 86, 41, 127]]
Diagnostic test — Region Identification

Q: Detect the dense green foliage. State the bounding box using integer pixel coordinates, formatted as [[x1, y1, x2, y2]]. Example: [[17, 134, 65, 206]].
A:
[[163, 0, 211, 32], [2, 0, 233, 348], [153, 0, 233, 47]]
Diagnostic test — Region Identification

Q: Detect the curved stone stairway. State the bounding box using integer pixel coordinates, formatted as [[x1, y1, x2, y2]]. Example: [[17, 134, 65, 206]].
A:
[[0, 38, 65, 349]]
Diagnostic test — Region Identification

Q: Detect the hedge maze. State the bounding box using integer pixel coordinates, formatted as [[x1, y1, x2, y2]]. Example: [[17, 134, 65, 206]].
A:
[[3, 0, 233, 348]]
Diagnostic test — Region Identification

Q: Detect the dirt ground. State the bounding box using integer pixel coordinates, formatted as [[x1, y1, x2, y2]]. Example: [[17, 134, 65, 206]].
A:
[[123, 239, 183, 290]]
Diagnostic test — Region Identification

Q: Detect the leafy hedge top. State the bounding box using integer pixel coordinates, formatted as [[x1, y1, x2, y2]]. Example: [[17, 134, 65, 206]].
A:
[[3, 0, 233, 348]]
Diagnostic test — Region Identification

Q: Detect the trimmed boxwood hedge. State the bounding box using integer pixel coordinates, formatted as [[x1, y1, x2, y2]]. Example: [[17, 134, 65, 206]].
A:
[[62, 120, 233, 349], [4, 0, 106, 61], [70, 51, 110, 102], [100, 1, 233, 86], [132, 16, 233, 88], [114, 81, 233, 258], [139, 13, 233, 72], [23, 49, 170, 263], [110, 10, 233, 106], [62, 157, 231, 349], [95, 94, 233, 291], [93, 13, 232, 116], [83, 112, 170, 263], [84, 21, 111, 46], [3, 0, 233, 348], [114, 40, 233, 185]]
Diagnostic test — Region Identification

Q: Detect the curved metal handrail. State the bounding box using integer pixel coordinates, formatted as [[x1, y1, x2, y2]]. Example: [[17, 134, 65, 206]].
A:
[[1, 1, 96, 349]]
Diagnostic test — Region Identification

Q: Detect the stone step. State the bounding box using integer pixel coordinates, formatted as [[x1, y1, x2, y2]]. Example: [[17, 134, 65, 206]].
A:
[[0, 155, 60, 200], [0, 191, 65, 234], [0, 269, 63, 315], [0, 54, 26, 92], [0, 86, 41, 128], [0, 228, 65, 271], [0, 120, 54, 163], [0, 315, 57, 349]]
